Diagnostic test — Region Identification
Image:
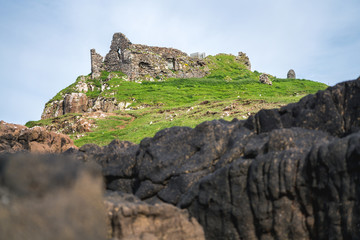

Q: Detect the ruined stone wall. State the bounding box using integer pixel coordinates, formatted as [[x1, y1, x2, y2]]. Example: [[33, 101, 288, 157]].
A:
[[90, 49, 105, 79], [236, 52, 251, 70], [96, 32, 208, 80]]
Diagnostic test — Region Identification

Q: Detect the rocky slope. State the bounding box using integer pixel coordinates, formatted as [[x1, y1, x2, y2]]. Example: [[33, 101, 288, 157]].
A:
[[1, 77, 359, 239], [41, 75, 132, 120]]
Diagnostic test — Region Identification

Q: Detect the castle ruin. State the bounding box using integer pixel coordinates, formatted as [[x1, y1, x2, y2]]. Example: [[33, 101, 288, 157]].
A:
[[91, 33, 208, 80]]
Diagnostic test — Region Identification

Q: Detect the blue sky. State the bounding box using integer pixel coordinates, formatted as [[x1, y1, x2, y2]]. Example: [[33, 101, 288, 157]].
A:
[[0, 0, 359, 124]]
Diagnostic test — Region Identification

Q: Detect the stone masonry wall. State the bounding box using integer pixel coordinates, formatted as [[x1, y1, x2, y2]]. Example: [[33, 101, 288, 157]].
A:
[[236, 52, 251, 70], [92, 32, 208, 80], [90, 49, 105, 79]]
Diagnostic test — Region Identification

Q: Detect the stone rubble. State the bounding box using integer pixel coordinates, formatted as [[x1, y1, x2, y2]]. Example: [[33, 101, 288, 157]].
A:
[[259, 73, 272, 85]]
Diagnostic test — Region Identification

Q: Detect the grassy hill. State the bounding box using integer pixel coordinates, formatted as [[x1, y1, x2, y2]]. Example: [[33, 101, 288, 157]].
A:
[[26, 54, 328, 146]]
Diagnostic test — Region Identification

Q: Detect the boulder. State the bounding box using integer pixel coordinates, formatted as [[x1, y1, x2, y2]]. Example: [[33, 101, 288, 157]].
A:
[[259, 73, 272, 85]]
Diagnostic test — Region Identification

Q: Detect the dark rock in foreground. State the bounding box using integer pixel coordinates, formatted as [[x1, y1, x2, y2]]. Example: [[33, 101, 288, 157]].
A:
[[73, 77, 360, 239], [180, 131, 360, 239]]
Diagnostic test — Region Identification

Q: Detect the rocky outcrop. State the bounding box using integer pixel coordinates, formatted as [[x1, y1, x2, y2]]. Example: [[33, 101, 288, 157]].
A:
[[0, 153, 106, 240], [41, 100, 64, 119], [63, 93, 88, 114], [259, 73, 272, 85], [94, 32, 208, 81], [0, 121, 76, 153], [104, 191, 205, 240], [42, 94, 130, 120], [287, 69, 296, 79], [69, 77, 360, 239]]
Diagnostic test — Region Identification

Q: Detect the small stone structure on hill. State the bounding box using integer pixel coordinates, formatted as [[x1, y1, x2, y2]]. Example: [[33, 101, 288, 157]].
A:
[[287, 69, 296, 79], [91, 33, 208, 81]]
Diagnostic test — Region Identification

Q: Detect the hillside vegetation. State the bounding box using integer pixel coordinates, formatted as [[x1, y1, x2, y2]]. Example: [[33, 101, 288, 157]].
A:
[[26, 54, 328, 146]]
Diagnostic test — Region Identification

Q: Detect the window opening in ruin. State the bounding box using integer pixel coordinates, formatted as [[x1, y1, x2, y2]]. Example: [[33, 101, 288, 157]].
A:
[[139, 62, 151, 69], [117, 49, 122, 62], [167, 58, 175, 70]]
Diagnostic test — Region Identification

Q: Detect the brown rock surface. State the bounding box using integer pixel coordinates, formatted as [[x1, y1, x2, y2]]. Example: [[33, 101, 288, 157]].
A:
[[0, 121, 76, 153], [104, 191, 205, 240], [0, 154, 106, 240], [63, 92, 89, 114]]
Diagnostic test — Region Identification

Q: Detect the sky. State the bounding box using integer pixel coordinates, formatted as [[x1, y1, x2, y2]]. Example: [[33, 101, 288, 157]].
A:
[[0, 0, 359, 125]]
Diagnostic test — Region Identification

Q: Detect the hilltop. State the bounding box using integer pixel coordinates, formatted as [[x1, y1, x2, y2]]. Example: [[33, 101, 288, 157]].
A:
[[26, 33, 327, 146]]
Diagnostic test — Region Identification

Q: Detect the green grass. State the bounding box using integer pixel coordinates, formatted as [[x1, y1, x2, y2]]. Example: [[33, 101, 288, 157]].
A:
[[30, 54, 328, 147], [70, 77, 326, 146]]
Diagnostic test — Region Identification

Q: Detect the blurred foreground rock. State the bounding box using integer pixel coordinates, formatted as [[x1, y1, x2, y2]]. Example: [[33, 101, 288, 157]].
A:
[[0, 154, 106, 240]]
